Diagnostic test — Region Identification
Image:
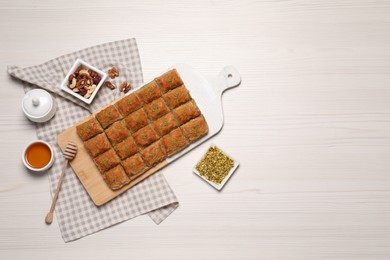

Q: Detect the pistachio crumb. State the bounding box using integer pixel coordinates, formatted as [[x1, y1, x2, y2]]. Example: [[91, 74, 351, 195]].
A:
[[195, 146, 234, 184]]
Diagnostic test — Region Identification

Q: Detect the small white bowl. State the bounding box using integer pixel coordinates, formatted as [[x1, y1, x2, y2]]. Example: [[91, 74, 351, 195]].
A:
[[193, 144, 239, 191], [22, 89, 57, 123], [60, 59, 107, 104], [22, 140, 55, 172]]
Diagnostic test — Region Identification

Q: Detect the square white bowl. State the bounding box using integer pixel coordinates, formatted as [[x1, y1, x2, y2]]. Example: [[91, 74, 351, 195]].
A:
[[193, 144, 239, 191], [60, 59, 107, 104]]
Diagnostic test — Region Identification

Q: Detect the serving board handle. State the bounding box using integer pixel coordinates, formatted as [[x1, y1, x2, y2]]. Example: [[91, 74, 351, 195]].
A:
[[213, 66, 241, 97]]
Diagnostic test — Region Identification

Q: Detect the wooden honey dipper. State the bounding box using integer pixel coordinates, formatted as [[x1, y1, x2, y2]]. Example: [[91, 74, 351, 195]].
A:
[[45, 142, 77, 225]]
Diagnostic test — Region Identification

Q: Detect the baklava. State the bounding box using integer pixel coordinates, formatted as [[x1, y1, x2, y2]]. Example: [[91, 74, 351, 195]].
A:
[[122, 153, 148, 179], [144, 97, 170, 121], [123, 108, 149, 133], [140, 140, 167, 166], [173, 100, 201, 124], [115, 93, 142, 116], [76, 69, 209, 191], [84, 133, 111, 157], [163, 85, 191, 109], [155, 69, 183, 93], [161, 128, 189, 156], [133, 125, 159, 148], [135, 81, 161, 103], [76, 117, 103, 141], [102, 165, 130, 190], [152, 113, 179, 136], [95, 105, 122, 129], [94, 149, 121, 173], [113, 136, 138, 160], [181, 115, 209, 142], [105, 121, 130, 145]]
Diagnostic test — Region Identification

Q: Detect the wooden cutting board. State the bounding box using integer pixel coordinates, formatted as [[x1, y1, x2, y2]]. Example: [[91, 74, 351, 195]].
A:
[[57, 64, 241, 206]]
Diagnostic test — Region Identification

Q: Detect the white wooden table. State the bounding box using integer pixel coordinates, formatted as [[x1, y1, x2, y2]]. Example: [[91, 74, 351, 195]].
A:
[[1, 0, 390, 259]]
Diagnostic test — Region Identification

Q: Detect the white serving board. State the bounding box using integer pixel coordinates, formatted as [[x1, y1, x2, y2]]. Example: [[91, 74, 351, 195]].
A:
[[165, 64, 241, 162]]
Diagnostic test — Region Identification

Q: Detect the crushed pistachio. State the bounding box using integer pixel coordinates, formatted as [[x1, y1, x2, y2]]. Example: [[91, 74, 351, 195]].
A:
[[195, 146, 234, 184]]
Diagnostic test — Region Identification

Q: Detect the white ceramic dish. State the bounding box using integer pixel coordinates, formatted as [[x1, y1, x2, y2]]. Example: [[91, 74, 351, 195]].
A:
[[193, 144, 239, 191], [22, 89, 57, 123], [60, 59, 107, 104], [22, 140, 55, 172]]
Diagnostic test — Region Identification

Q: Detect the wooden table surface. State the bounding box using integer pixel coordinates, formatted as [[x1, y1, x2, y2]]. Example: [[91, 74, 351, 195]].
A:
[[2, 0, 390, 259]]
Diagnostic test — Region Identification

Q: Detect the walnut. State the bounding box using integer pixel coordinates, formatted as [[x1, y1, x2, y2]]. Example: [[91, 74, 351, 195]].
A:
[[119, 81, 128, 92], [92, 74, 101, 85], [88, 69, 97, 78], [76, 74, 93, 89], [105, 81, 116, 90], [79, 87, 87, 96], [124, 83, 132, 93], [108, 67, 119, 79]]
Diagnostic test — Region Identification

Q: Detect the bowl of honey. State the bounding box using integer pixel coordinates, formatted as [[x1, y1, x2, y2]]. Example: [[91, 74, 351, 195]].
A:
[[22, 140, 54, 172]]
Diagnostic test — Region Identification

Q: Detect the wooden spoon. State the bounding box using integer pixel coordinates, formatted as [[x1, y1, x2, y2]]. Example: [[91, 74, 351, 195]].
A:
[[45, 142, 77, 225]]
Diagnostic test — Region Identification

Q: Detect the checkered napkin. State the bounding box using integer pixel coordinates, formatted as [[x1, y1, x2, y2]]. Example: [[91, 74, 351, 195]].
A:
[[8, 38, 179, 242]]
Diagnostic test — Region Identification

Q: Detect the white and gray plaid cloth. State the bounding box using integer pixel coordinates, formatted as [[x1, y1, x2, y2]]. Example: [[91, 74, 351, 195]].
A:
[[8, 38, 179, 242]]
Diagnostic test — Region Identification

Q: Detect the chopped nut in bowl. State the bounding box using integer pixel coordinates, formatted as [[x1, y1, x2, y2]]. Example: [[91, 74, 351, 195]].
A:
[[60, 59, 107, 104], [193, 144, 239, 191]]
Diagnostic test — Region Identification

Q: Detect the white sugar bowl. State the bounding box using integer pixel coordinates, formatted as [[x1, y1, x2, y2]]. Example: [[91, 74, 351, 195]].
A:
[[22, 89, 57, 123]]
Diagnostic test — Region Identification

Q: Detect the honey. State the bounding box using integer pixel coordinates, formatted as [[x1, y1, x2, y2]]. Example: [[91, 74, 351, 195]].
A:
[[25, 142, 52, 169]]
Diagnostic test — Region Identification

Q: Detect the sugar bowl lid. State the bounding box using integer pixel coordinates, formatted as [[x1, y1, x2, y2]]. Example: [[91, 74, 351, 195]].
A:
[[22, 89, 56, 122]]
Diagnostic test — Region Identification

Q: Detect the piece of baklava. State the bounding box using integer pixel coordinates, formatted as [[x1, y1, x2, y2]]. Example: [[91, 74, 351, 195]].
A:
[[76, 117, 103, 141], [163, 85, 191, 109], [83, 133, 111, 158], [161, 128, 189, 156], [102, 165, 130, 190], [105, 121, 129, 145], [132, 125, 159, 148], [140, 141, 167, 166], [144, 97, 170, 121], [113, 136, 138, 160], [94, 149, 121, 173], [95, 105, 122, 129], [152, 113, 179, 136], [115, 92, 142, 116], [135, 81, 161, 103], [180, 115, 209, 142], [172, 100, 201, 125], [155, 69, 183, 93], [123, 108, 149, 133], [121, 153, 148, 179]]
